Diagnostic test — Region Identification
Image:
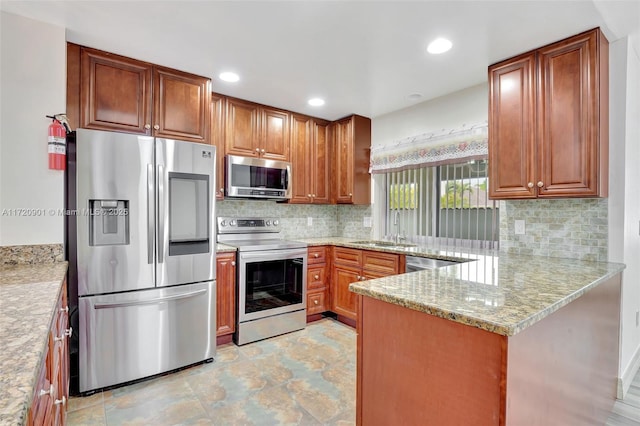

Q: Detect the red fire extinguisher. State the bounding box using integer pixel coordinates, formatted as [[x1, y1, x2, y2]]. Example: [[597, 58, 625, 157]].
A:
[[47, 114, 67, 170]]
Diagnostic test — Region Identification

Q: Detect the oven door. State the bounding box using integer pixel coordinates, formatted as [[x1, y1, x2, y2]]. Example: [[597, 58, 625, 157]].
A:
[[238, 247, 307, 322]]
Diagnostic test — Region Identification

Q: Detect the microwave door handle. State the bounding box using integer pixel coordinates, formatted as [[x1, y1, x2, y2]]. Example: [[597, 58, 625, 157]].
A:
[[147, 164, 154, 264], [157, 164, 165, 264]]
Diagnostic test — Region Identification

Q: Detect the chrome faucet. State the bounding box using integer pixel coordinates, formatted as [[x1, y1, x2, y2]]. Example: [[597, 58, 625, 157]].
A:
[[393, 210, 405, 244]]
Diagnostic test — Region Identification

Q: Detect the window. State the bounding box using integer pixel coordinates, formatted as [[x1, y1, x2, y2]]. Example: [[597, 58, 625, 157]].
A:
[[383, 160, 498, 248]]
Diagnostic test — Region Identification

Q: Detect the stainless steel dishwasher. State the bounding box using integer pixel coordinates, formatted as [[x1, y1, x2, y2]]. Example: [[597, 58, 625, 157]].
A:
[[405, 256, 459, 272]]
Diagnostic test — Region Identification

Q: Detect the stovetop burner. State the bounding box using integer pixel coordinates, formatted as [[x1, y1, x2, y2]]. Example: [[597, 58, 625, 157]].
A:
[[216, 216, 307, 251]]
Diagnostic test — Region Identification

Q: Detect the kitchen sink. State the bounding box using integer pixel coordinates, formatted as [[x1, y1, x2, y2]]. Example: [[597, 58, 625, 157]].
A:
[[351, 240, 416, 249]]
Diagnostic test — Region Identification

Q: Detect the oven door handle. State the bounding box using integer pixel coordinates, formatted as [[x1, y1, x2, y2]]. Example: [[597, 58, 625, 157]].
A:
[[239, 249, 307, 262]]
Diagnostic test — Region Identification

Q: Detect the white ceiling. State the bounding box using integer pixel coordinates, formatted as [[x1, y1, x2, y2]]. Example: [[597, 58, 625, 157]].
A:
[[1, 1, 639, 121]]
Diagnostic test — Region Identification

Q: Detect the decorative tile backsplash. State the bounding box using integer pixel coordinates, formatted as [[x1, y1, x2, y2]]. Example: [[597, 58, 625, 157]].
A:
[[499, 199, 608, 262], [0, 244, 64, 266], [216, 200, 372, 240]]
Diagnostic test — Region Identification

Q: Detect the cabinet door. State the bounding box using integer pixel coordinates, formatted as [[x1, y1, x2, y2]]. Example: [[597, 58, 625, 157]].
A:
[[225, 97, 260, 157], [261, 107, 290, 161], [153, 67, 211, 143], [488, 53, 536, 199], [334, 118, 355, 203], [216, 252, 236, 336], [289, 114, 312, 203], [211, 93, 226, 199], [81, 48, 152, 134], [312, 120, 331, 204], [537, 29, 605, 197], [332, 265, 360, 320]]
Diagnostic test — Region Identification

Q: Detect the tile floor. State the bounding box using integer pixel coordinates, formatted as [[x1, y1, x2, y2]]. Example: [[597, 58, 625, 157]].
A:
[[67, 318, 356, 425]]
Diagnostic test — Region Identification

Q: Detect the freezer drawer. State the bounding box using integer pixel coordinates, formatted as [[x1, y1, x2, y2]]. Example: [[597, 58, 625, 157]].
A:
[[79, 281, 215, 393]]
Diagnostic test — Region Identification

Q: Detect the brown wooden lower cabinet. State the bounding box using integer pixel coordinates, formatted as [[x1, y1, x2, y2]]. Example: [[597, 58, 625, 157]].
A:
[[28, 279, 70, 425], [331, 247, 403, 323], [216, 252, 236, 344], [307, 246, 329, 321], [356, 273, 622, 425]]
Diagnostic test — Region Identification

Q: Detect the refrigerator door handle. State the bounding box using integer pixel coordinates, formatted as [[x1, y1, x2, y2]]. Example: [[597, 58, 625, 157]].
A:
[[157, 164, 165, 264], [93, 288, 207, 310], [147, 164, 154, 264]]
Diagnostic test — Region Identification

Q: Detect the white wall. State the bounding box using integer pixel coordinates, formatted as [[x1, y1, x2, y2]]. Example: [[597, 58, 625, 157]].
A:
[[371, 84, 488, 148], [616, 36, 640, 396], [0, 12, 66, 245]]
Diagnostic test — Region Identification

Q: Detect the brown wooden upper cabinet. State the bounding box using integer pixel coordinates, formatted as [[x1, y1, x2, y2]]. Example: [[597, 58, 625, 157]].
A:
[[211, 93, 226, 199], [332, 115, 371, 204], [225, 97, 290, 161], [488, 28, 608, 199], [290, 114, 331, 204], [75, 45, 211, 144]]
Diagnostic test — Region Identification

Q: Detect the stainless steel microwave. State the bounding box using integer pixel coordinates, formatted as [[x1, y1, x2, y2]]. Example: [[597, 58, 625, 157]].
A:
[[225, 154, 292, 200]]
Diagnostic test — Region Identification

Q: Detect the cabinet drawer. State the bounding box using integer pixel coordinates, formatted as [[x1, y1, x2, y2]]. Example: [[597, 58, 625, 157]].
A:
[[308, 266, 326, 290], [308, 246, 327, 265], [307, 290, 327, 315], [362, 250, 400, 275], [334, 247, 362, 268]]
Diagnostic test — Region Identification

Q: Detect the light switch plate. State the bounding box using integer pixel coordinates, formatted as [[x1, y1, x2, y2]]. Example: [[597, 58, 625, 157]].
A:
[[514, 220, 526, 235], [363, 216, 372, 228], [307, 217, 313, 226]]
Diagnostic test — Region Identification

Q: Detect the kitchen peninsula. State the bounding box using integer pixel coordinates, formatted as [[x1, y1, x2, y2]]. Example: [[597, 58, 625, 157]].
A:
[[349, 253, 624, 425]]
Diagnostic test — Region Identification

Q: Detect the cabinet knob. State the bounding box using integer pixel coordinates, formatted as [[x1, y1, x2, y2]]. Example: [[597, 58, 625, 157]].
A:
[[314, 274, 319, 280], [261, 149, 266, 154], [153, 124, 160, 130], [314, 253, 319, 258], [356, 275, 361, 280], [231, 261, 236, 266], [144, 124, 151, 130], [314, 300, 319, 305], [312, 194, 316, 197], [39, 385, 54, 397], [60, 306, 69, 313], [54, 396, 66, 406], [219, 187, 224, 194], [348, 193, 352, 197], [308, 194, 312, 198], [255, 148, 260, 152], [527, 182, 534, 188], [537, 181, 544, 188]]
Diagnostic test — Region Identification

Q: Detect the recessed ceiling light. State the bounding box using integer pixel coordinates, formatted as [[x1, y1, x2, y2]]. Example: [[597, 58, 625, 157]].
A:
[[408, 93, 423, 100], [427, 38, 453, 54], [308, 98, 325, 107], [219, 72, 239, 82]]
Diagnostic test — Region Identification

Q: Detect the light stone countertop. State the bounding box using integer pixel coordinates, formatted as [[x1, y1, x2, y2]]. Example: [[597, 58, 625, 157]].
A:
[[294, 237, 625, 336], [216, 243, 237, 253], [0, 262, 68, 425]]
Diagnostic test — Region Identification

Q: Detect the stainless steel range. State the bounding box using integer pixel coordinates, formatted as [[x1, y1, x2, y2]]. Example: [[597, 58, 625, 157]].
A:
[[217, 217, 307, 345]]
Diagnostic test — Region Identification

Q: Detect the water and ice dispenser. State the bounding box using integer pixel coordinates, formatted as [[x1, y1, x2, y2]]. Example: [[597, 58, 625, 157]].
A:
[[89, 200, 129, 246]]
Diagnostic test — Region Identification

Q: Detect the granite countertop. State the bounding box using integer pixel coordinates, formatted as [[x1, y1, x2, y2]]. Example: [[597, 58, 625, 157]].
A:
[[216, 243, 237, 253], [295, 237, 625, 337], [0, 262, 68, 425]]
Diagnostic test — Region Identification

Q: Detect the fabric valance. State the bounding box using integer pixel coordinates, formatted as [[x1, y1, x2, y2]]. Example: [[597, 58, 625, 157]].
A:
[[369, 122, 488, 174]]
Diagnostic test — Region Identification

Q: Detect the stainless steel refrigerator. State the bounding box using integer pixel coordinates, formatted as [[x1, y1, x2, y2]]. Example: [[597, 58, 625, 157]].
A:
[[70, 128, 216, 393]]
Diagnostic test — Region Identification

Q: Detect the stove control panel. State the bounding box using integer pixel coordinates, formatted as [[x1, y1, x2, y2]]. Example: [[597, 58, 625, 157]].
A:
[[217, 216, 281, 234]]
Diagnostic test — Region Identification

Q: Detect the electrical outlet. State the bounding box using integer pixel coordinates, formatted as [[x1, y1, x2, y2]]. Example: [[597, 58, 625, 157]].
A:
[[307, 217, 313, 226], [363, 216, 372, 228], [514, 220, 526, 235]]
